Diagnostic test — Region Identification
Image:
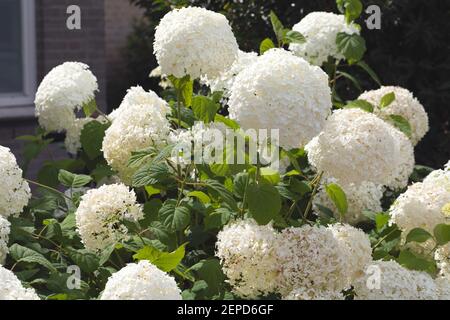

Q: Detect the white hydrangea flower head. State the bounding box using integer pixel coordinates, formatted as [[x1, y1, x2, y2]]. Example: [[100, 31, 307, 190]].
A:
[[0, 146, 31, 218], [202, 50, 258, 96], [435, 277, 450, 300], [314, 178, 383, 225], [216, 219, 280, 298], [35, 62, 98, 132], [101, 260, 181, 300], [384, 128, 415, 190], [359, 86, 429, 145], [168, 121, 228, 168], [154, 7, 239, 79], [109, 86, 170, 122], [305, 108, 406, 185], [327, 223, 373, 281], [0, 216, 10, 265], [275, 225, 351, 296], [435, 243, 450, 280], [64, 117, 93, 155], [289, 12, 360, 66], [228, 48, 332, 150], [0, 266, 40, 300], [389, 181, 450, 238], [283, 287, 344, 300], [409, 270, 438, 300], [75, 183, 144, 252], [102, 102, 171, 184], [353, 260, 419, 300]]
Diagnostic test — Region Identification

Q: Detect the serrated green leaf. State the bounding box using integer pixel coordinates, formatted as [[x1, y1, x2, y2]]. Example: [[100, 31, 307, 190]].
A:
[[325, 183, 348, 217], [345, 99, 374, 112], [247, 183, 281, 225], [405, 228, 433, 244], [388, 114, 412, 138], [58, 169, 92, 188], [159, 200, 191, 232], [434, 224, 450, 246], [260, 38, 275, 55], [191, 96, 219, 123], [336, 32, 366, 63]]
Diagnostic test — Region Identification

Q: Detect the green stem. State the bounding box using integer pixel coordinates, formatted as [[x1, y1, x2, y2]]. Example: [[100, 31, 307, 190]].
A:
[[303, 171, 324, 221], [25, 179, 72, 202]]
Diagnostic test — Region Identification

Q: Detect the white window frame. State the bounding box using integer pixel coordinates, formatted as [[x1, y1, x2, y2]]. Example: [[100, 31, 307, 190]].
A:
[[0, 0, 36, 117]]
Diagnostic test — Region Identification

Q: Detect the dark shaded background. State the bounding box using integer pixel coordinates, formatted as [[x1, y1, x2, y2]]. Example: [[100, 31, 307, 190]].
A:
[[125, 0, 450, 169]]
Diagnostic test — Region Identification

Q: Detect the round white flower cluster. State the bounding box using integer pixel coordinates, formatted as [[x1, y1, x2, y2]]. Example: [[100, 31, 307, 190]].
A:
[[75, 183, 144, 252], [359, 86, 429, 145], [154, 7, 239, 79], [389, 170, 450, 238], [35, 62, 98, 132], [353, 260, 443, 300], [0, 216, 10, 265], [102, 94, 171, 183], [306, 108, 409, 185], [327, 224, 373, 280], [289, 12, 360, 66], [64, 117, 105, 156], [314, 179, 383, 225], [109, 86, 171, 122], [0, 146, 31, 218], [435, 277, 450, 299], [101, 260, 181, 300], [276, 225, 351, 296], [0, 266, 40, 300], [385, 128, 415, 190], [228, 49, 332, 150], [216, 219, 280, 298], [168, 121, 228, 168], [202, 50, 258, 96], [435, 244, 450, 279], [284, 287, 344, 300]]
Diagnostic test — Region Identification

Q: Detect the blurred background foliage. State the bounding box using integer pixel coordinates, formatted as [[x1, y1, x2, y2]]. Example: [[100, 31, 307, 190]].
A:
[[125, 0, 450, 169]]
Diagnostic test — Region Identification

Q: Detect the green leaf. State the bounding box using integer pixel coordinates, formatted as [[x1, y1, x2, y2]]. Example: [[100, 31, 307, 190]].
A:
[[58, 169, 92, 188], [325, 183, 348, 217], [205, 179, 238, 211], [269, 11, 284, 43], [82, 99, 97, 117], [433, 224, 450, 246], [80, 121, 109, 160], [132, 162, 172, 188], [214, 114, 240, 130], [169, 75, 193, 107], [283, 30, 306, 44], [260, 167, 281, 185], [375, 213, 390, 232], [145, 185, 161, 198], [337, 71, 362, 91], [187, 191, 211, 204], [345, 99, 374, 112], [133, 243, 186, 272], [260, 38, 276, 55], [380, 92, 396, 108], [159, 199, 191, 232], [205, 207, 234, 230], [289, 179, 311, 196], [141, 199, 163, 227], [387, 115, 412, 138], [191, 96, 219, 123], [356, 61, 382, 85], [127, 147, 157, 168], [99, 243, 116, 266], [9, 244, 57, 273], [247, 183, 282, 225], [66, 248, 100, 273], [188, 259, 225, 297], [233, 172, 250, 199], [405, 228, 433, 244], [336, 32, 366, 63], [397, 250, 437, 274]]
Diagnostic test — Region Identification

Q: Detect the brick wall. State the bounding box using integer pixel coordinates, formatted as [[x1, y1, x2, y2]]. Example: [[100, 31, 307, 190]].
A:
[[36, 0, 107, 109], [105, 0, 144, 110]]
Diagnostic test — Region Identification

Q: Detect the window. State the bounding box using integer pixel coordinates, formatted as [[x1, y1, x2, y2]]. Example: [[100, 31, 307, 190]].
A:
[[0, 0, 36, 114]]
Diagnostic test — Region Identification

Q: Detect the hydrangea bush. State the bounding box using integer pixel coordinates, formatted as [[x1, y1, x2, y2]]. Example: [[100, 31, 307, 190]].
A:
[[1, 1, 449, 300]]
